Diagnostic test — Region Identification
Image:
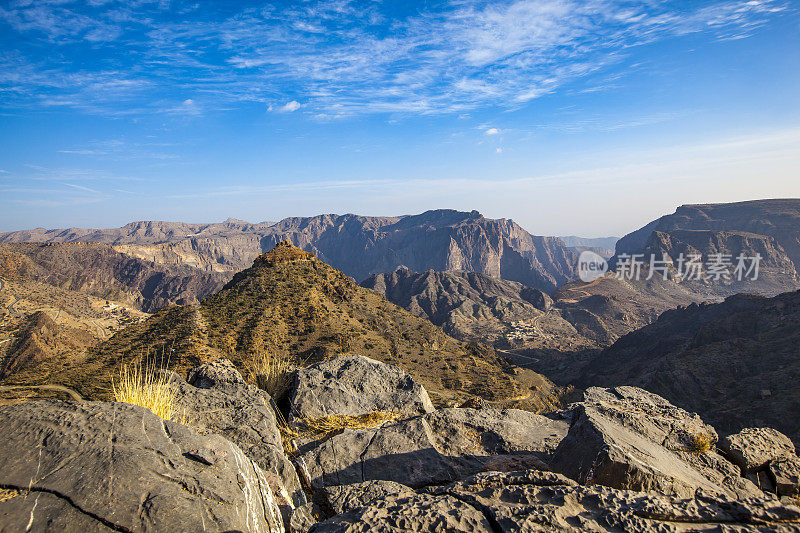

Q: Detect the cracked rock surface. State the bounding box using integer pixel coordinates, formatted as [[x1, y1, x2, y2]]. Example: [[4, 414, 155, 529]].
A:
[[168, 359, 307, 519], [0, 400, 284, 533], [312, 470, 800, 532]]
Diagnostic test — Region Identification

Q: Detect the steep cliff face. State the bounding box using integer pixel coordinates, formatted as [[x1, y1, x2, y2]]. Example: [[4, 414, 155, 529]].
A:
[[614, 199, 800, 292], [1, 210, 578, 292], [639, 229, 799, 296], [0, 243, 228, 313]]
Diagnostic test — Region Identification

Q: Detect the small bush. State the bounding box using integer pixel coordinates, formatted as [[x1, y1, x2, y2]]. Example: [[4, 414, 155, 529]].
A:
[[687, 433, 713, 454], [113, 360, 179, 422], [249, 350, 297, 400]]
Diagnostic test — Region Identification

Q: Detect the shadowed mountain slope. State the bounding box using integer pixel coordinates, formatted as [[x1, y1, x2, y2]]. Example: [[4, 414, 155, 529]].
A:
[[579, 289, 800, 445]]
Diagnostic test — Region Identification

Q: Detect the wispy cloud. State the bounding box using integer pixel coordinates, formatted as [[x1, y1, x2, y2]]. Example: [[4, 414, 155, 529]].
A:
[[0, 0, 791, 117], [269, 100, 302, 113]]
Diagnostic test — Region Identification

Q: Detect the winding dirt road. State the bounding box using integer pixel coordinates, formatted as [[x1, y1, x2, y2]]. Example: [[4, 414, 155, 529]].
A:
[[556, 275, 605, 304], [0, 278, 22, 317]]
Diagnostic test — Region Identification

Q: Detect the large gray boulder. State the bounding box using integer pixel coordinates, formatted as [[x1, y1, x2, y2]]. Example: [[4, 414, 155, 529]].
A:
[[168, 359, 307, 520], [721, 427, 797, 472], [290, 355, 434, 420], [0, 400, 284, 532], [576, 386, 762, 498], [296, 407, 567, 490], [551, 402, 727, 497], [312, 470, 800, 532]]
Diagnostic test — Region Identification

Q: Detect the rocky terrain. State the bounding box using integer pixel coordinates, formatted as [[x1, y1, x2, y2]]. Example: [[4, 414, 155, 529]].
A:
[[1, 242, 227, 312], [578, 288, 800, 447], [1, 356, 798, 532], [1, 242, 569, 412], [361, 267, 556, 343], [0, 210, 579, 292], [0, 276, 148, 398]]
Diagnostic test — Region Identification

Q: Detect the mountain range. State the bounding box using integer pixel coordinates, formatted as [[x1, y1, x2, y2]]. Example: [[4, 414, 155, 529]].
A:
[[2, 242, 567, 412], [1, 210, 578, 292]]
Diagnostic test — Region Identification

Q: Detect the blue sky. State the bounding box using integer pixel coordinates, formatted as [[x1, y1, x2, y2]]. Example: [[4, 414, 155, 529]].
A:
[[1, 0, 798, 236]]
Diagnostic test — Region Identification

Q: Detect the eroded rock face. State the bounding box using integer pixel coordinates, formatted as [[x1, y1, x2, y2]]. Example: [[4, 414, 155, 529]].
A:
[[0, 401, 283, 533], [168, 359, 306, 521], [550, 402, 726, 497], [721, 427, 797, 473], [579, 386, 762, 498], [312, 470, 800, 532], [322, 480, 416, 516], [290, 354, 435, 420], [296, 407, 567, 491], [770, 455, 800, 497]]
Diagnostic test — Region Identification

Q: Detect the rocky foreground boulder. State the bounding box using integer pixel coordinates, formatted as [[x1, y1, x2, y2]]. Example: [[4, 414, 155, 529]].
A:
[[290, 354, 435, 420], [551, 386, 762, 499], [295, 406, 567, 491], [311, 470, 800, 532], [2, 355, 800, 532], [167, 359, 307, 523], [0, 400, 284, 532]]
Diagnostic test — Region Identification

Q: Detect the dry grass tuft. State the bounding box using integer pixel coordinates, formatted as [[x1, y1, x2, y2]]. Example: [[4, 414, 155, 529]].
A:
[[687, 433, 713, 454], [113, 360, 179, 422], [279, 411, 400, 455], [0, 488, 20, 503], [248, 350, 298, 400]]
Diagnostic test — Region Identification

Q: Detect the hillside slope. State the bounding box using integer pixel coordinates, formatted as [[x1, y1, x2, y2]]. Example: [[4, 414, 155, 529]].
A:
[[361, 268, 554, 342], [579, 289, 800, 444], [7, 242, 566, 410], [0, 243, 227, 312]]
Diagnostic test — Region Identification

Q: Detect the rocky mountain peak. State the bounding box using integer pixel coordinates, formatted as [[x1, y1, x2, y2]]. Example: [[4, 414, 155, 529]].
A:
[[253, 240, 317, 267]]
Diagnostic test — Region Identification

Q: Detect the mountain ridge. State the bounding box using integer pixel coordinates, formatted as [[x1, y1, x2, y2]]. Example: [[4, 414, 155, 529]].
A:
[[0, 209, 579, 292]]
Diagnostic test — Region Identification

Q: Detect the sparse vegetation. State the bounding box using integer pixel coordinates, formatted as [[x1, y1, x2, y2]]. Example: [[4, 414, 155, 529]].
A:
[[687, 433, 713, 454], [113, 360, 179, 422], [248, 350, 298, 400], [279, 411, 400, 455]]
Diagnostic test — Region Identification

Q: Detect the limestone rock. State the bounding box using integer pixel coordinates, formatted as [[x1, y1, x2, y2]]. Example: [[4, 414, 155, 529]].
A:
[[550, 402, 727, 497], [721, 427, 796, 472], [770, 455, 800, 497], [581, 386, 762, 498], [311, 493, 494, 533], [168, 359, 306, 521], [314, 470, 800, 532], [322, 480, 416, 515], [290, 355, 434, 420], [298, 407, 566, 491], [0, 400, 283, 532]]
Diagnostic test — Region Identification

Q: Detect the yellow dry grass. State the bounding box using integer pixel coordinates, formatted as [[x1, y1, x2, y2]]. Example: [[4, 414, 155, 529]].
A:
[[248, 350, 297, 400], [279, 411, 400, 455], [112, 360, 180, 422]]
